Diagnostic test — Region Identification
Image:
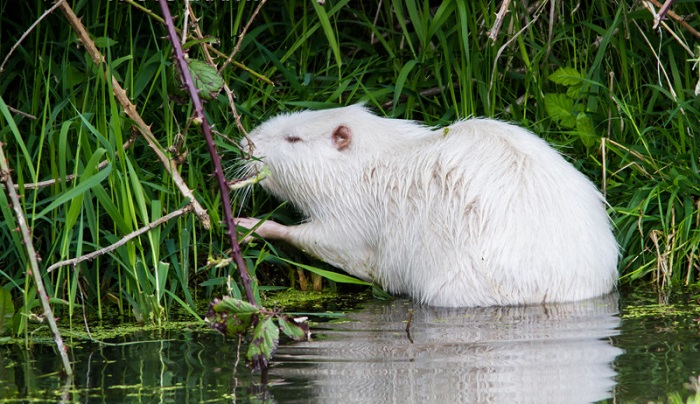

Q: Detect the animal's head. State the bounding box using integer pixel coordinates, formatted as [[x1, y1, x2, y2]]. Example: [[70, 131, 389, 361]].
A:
[[241, 105, 375, 211]]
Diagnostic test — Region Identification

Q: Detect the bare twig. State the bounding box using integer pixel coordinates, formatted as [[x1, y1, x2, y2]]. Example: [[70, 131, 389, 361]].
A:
[[0, 0, 66, 73], [652, 0, 675, 30], [46, 205, 194, 273], [0, 141, 73, 376], [180, 4, 249, 145], [219, 0, 268, 73], [181, 0, 191, 45], [488, 0, 512, 42], [121, 0, 274, 86], [546, 0, 556, 57], [1, 134, 136, 191], [646, 0, 700, 39], [5, 105, 37, 120], [158, 0, 257, 306], [631, 17, 683, 112], [121, 0, 166, 25], [487, 2, 547, 110], [57, 1, 212, 229]]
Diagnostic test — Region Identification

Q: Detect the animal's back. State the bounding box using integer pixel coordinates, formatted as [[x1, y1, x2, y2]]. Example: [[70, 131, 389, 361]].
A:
[[370, 118, 618, 306]]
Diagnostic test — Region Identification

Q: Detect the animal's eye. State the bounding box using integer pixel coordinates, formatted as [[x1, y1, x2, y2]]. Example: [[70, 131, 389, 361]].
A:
[[285, 135, 302, 143]]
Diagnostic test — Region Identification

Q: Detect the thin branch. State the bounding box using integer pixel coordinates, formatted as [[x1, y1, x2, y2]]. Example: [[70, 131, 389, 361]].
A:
[[0, 0, 66, 73], [181, 4, 251, 145], [6, 105, 37, 120], [0, 141, 73, 376], [487, 2, 547, 110], [121, 0, 274, 86], [488, 0, 512, 42], [47, 204, 193, 273], [652, 0, 674, 30], [181, 0, 191, 45], [158, 0, 257, 306], [57, 1, 211, 229], [646, 0, 700, 39], [219, 0, 268, 73], [120, 0, 167, 25], [1, 133, 136, 191]]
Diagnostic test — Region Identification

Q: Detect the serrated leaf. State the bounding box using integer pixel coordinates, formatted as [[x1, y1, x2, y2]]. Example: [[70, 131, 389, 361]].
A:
[[206, 297, 260, 337], [212, 297, 260, 315], [548, 67, 583, 86], [187, 59, 224, 101], [575, 113, 598, 147], [544, 93, 575, 128], [278, 315, 310, 341], [566, 84, 582, 99], [247, 316, 279, 371]]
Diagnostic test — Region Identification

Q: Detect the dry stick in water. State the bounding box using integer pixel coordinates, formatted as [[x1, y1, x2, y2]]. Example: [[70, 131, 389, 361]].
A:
[[157, 0, 257, 306], [57, 1, 211, 230], [0, 142, 73, 377]]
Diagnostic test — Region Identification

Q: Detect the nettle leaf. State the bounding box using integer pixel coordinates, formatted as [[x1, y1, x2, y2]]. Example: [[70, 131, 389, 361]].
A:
[[278, 315, 311, 341], [575, 113, 598, 147], [247, 316, 279, 371], [187, 59, 224, 101], [544, 93, 576, 128], [548, 67, 583, 86], [566, 84, 582, 99], [168, 59, 224, 103], [211, 297, 260, 315], [206, 297, 260, 337]]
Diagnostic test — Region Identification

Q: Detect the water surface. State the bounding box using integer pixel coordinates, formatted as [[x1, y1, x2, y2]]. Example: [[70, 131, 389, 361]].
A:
[[1, 289, 699, 402]]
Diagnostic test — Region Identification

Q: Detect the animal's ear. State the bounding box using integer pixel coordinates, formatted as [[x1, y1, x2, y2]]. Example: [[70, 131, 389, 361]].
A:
[[332, 125, 352, 151]]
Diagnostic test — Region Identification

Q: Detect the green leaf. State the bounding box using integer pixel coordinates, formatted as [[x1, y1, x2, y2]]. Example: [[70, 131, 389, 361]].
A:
[[163, 289, 203, 323], [64, 148, 107, 233], [92, 36, 118, 48], [206, 297, 261, 337], [211, 297, 260, 315], [278, 315, 310, 341], [548, 67, 583, 86], [0, 96, 37, 180], [35, 158, 112, 221], [0, 288, 15, 336], [575, 113, 597, 147], [187, 59, 224, 101], [247, 316, 279, 371], [543, 93, 576, 128], [276, 257, 372, 285], [311, 0, 342, 68], [393, 59, 420, 112]]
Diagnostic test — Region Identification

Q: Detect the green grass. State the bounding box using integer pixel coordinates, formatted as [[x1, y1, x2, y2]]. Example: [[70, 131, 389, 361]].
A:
[[0, 0, 698, 332]]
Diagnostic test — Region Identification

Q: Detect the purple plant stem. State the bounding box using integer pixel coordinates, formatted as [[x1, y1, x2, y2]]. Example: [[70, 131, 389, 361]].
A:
[[157, 0, 257, 306]]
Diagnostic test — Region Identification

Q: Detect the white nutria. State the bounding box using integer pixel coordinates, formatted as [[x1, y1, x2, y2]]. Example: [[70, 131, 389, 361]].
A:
[[237, 105, 618, 307]]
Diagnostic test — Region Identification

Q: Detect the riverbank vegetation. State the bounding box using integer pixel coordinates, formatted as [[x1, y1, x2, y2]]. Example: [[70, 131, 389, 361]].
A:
[[1, 0, 698, 339]]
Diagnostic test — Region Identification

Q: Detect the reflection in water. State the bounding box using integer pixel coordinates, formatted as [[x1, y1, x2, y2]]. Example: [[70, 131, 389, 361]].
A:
[[0, 294, 623, 402], [271, 294, 622, 403]]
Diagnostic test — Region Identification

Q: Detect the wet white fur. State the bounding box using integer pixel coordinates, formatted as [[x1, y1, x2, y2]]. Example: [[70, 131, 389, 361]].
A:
[[240, 105, 618, 307]]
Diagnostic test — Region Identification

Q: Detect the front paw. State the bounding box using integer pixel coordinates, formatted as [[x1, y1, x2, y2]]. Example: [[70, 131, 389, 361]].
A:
[[235, 217, 288, 242], [235, 217, 262, 243]]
